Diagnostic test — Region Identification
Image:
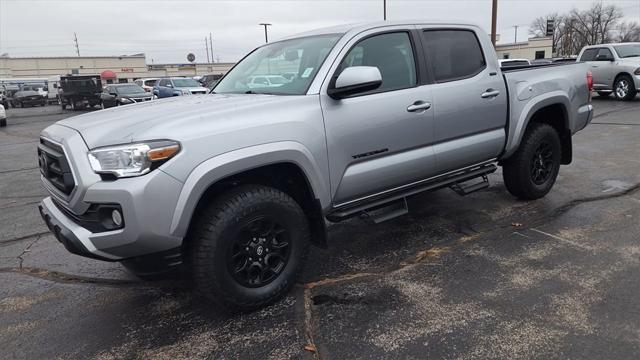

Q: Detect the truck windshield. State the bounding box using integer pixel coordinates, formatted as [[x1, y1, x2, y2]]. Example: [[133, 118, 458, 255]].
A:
[[214, 34, 342, 95], [614, 45, 640, 58]]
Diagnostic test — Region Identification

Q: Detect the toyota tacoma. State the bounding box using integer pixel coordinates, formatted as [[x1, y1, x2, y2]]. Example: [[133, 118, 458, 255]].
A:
[[38, 21, 593, 311]]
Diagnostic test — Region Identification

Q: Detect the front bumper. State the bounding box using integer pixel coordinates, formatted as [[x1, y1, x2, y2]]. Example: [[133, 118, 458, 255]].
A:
[[38, 124, 185, 261]]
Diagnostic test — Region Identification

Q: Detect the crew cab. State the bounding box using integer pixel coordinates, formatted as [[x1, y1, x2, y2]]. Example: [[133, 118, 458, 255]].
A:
[[577, 42, 640, 100], [38, 21, 593, 312]]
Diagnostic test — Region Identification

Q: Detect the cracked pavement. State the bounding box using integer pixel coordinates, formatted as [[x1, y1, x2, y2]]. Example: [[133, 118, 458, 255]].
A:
[[1, 97, 640, 359]]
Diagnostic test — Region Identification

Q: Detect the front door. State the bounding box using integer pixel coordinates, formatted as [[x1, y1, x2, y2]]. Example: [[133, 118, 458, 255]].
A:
[[320, 29, 437, 205]]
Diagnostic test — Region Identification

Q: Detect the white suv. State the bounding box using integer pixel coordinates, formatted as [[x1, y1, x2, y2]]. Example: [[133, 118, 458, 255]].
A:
[[577, 43, 640, 101]]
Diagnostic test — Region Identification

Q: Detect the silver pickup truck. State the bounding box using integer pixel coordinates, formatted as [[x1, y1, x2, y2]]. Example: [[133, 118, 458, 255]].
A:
[[37, 21, 593, 311]]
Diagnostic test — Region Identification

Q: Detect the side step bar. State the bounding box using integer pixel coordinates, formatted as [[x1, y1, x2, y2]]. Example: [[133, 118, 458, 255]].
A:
[[327, 163, 497, 222], [449, 175, 490, 196]]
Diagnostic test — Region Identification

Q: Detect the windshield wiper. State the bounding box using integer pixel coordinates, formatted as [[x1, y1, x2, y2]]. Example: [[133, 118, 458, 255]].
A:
[[622, 55, 640, 58]]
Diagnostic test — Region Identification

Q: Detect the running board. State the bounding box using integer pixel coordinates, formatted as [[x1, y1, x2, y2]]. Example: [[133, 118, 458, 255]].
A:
[[449, 175, 490, 196], [361, 198, 409, 224], [327, 163, 497, 222]]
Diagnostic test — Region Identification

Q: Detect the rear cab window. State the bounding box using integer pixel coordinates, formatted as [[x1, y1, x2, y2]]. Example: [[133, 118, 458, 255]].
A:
[[579, 48, 599, 61], [421, 29, 486, 83]]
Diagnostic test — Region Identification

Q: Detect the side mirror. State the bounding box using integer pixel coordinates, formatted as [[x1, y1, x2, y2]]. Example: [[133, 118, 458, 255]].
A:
[[327, 66, 382, 100], [596, 54, 613, 61], [109, 93, 117, 97], [166, 84, 173, 88]]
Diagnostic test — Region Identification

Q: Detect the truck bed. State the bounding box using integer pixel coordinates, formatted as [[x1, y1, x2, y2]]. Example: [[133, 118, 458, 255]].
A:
[[500, 61, 593, 159]]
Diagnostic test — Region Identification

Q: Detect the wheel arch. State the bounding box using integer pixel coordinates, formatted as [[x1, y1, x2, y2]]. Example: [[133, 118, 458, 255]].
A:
[[170, 142, 330, 248], [502, 93, 572, 164]]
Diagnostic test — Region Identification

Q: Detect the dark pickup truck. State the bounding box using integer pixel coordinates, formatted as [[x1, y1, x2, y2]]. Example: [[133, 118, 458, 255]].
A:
[[59, 75, 103, 110]]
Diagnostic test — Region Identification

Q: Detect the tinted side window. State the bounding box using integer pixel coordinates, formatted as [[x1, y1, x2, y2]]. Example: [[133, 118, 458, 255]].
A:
[[580, 48, 598, 61], [422, 30, 486, 83], [597, 48, 613, 58], [422, 30, 486, 82], [338, 32, 417, 92]]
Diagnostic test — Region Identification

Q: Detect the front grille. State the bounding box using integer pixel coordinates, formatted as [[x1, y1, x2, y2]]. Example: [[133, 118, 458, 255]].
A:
[[38, 138, 75, 195]]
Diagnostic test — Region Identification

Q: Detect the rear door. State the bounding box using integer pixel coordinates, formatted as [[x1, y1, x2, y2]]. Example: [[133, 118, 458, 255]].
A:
[[580, 48, 612, 90], [320, 27, 437, 205], [419, 28, 507, 173]]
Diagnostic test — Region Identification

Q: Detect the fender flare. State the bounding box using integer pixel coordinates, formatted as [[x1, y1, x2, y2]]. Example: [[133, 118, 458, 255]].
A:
[[169, 141, 330, 238], [502, 91, 571, 160]]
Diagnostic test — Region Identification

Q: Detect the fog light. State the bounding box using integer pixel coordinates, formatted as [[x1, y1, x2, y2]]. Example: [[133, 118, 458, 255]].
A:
[[111, 210, 123, 227]]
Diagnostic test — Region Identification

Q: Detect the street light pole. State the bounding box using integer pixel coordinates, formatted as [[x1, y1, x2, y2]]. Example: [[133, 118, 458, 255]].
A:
[[513, 25, 518, 44], [259, 23, 272, 43], [383, 0, 386, 20], [491, 0, 498, 46]]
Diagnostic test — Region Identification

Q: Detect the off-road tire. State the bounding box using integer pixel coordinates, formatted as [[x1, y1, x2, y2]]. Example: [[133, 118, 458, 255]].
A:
[[189, 185, 310, 313], [614, 75, 637, 101], [0, 118, 6, 127], [502, 123, 562, 200]]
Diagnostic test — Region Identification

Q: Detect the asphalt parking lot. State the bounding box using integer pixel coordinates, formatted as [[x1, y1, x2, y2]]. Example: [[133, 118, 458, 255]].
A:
[[1, 97, 640, 359]]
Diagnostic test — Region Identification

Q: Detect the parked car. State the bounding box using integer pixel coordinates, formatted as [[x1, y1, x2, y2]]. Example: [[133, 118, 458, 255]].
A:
[[246, 75, 289, 88], [134, 78, 159, 93], [38, 20, 593, 312], [59, 75, 103, 110], [199, 74, 224, 89], [0, 86, 8, 108], [153, 78, 209, 98], [100, 84, 154, 108], [577, 42, 640, 100], [0, 104, 6, 127], [12, 84, 47, 107], [498, 59, 531, 68]]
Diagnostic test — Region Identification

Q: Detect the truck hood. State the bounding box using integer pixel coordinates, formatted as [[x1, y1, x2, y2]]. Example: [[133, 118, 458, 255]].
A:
[[56, 94, 301, 149]]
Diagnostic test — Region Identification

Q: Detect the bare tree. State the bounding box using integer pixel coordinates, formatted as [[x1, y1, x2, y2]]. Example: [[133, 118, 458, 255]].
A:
[[530, 2, 625, 56], [616, 21, 640, 42]]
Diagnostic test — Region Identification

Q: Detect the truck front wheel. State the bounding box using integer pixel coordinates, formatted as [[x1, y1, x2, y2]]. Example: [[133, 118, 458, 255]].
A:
[[190, 185, 310, 312], [502, 123, 561, 200]]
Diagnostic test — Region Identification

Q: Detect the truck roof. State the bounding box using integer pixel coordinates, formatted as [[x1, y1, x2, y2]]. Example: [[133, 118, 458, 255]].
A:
[[283, 20, 483, 40], [582, 42, 640, 49]]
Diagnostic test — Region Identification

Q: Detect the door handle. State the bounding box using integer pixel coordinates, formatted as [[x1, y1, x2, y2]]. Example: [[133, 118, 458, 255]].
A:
[[481, 89, 500, 99], [407, 101, 432, 112]]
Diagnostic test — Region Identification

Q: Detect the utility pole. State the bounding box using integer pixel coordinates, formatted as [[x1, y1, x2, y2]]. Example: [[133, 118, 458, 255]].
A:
[[491, 0, 498, 46], [513, 25, 518, 44], [74, 32, 80, 57], [205, 37, 210, 63], [383, 0, 386, 20], [209, 33, 214, 63], [259, 23, 272, 43]]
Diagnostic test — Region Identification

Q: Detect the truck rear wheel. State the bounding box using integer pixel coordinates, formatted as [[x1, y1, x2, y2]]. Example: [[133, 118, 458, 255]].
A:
[[189, 185, 310, 312], [502, 123, 561, 200]]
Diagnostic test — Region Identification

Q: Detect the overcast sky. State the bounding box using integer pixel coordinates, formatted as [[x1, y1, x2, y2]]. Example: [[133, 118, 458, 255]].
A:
[[1, 0, 639, 63]]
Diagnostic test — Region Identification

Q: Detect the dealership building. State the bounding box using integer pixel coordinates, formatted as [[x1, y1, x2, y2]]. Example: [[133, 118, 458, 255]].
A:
[[495, 37, 554, 60], [0, 54, 234, 84]]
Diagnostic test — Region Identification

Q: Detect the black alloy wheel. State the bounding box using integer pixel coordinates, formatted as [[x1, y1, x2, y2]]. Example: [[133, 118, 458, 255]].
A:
[[228, 215, 291, 288], [530, 141, 554, 185]]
